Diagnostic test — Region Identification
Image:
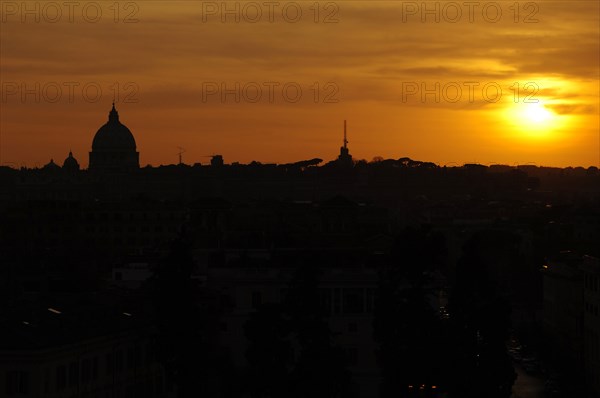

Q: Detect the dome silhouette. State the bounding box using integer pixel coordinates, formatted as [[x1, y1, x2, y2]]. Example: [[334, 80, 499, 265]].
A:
[[62, 151, 80, 171], [92, 104, 136, 151], [88, 104, 139, 173], [43, 158, 61, 171]]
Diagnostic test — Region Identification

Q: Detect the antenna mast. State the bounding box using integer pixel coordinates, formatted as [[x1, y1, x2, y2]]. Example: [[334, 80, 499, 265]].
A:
[[177, 147, 186, 165], [343, 120, 348, 149]]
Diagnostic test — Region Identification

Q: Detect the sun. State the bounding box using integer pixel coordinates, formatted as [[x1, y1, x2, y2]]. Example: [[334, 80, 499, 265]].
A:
[[523, 103, 553, 124], [502, 100, 561, 138], [511, 102, 556, 128]]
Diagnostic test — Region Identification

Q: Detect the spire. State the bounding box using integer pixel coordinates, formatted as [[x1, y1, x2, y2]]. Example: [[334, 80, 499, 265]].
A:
[[337, 119, 352, 166], [109, 102, 119, 122]]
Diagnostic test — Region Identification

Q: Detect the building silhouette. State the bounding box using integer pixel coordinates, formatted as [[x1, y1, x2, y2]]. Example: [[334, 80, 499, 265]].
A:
[[0, 293, 164, 397], [1, 106, 600, 398], [42, 158, 61, 172], [337, 120, 353, 167], [582, 256, 600, 396], [89, 103, 139, 173], [62, 150, 80, 172], [542, 253, 600, 397]]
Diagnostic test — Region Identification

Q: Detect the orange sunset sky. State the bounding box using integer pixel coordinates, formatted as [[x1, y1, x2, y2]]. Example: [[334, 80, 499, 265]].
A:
[[0, 0, 599, 168]]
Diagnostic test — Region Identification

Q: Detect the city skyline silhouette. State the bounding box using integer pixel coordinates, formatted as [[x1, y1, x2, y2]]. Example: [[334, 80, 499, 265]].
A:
[[2, 102, 599, 170], [1, 1, 599, 168], [1, 1, 599, 397]]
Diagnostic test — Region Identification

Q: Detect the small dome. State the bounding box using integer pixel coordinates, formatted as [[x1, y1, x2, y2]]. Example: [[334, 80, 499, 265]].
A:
[[91, 104, 137, 151], [43, 158, 61, 171], [62, 151, 80, 171]]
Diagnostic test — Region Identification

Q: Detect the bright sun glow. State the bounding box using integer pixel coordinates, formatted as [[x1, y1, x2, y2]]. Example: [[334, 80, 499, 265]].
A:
[[512, 102, 556, 130], [524, 103, 553, 123], [498, 77, 580, 142], [502, 100, 565, 139]]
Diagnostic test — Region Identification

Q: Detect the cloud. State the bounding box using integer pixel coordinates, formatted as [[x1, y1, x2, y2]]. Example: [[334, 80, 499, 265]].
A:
[[0, 0, 598, 167], [546, 103, 597, 115]]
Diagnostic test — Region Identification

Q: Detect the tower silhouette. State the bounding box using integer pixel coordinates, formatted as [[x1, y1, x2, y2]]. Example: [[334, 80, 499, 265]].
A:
[[337, 120, 353, 167]]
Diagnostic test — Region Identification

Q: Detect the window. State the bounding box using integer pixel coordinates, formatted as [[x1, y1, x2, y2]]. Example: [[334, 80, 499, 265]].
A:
[[366, 288, 376, 313], [348, 322, 358, 333], [106, 352, 114, 375], [343, 288, 364, 314], [127, 347, 135, 369], [81, 358, 91, 382], [333, 288, 341, 314], [146, 342, 155, 364], [44, 368, 50, 393], [56, 365, 66, 391], [344, 347, 359, 366], [319, 288, 332, 315], [279, 288, 288, 302], [6, 370, 29, 395], [115, 349, 124, 373], [251, 291, 262, 309], [134, 345, 142, 368], [92, 357, 98, 380], [69, 361, 79, 386], [155, 374, 163, 393]]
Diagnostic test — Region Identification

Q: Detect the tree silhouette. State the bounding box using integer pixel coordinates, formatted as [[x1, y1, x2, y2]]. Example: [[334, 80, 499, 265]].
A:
[[244, 302, 294, 397], [374, 226, 448, 397], [446, 235, 516, 398], [151, 235, 230, 397], [244, 263, 357, 398], [286, 263, 357, 398]]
